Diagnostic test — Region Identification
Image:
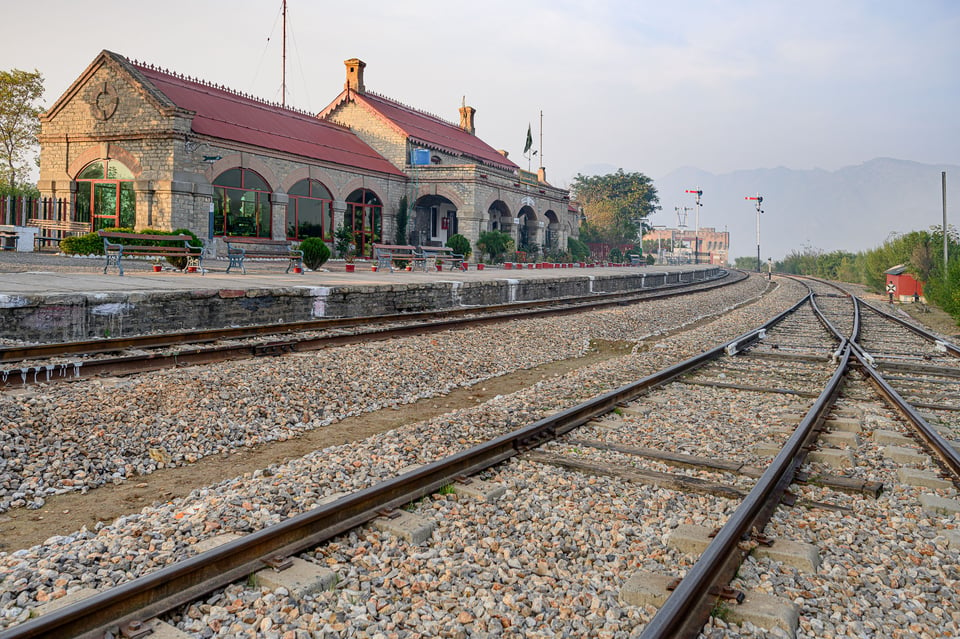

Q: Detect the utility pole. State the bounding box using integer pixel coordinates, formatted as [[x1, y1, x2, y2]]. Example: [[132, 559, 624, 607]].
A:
[[281, 0, 287, 107], [685, 189, 702, 263], [944, 172, 949, 268], [745, 193, 764, 272]]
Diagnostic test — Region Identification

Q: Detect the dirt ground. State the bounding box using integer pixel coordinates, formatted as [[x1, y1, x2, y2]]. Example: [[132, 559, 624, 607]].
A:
[[844, 282, 960, 339], [0, 341, 635, 551]]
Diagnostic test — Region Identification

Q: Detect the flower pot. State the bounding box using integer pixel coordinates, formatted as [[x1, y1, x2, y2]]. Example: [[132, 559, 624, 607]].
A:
[[187, 266, 197, 273], [504, 262, 512, 269], [345, 264, 355, 272], [527, 263, 534, 269], [477, 263, 485, 270], [293, 267, 303, 274], [436, 264, 442, 271], [371, 265, 378, 272], [153, 264, 162, 272]]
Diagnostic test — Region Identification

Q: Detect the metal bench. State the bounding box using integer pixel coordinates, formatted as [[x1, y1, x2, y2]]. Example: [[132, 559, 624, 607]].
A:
[[0, 226, 19, 251], [98, 230, 203, 276], [419, 245, 464, 271], [223, 237, 303, 274], [27, 218, 90, 249], [628, 254, 643, 266], [372, 243, 425, 272]]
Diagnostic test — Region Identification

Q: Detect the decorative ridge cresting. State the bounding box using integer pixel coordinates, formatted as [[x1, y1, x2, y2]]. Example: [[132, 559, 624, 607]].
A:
[[127, 57, 316, 117]]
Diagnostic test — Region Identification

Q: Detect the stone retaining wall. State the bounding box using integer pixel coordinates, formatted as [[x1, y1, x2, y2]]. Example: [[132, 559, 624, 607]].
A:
[[0, 268, 721, 343]]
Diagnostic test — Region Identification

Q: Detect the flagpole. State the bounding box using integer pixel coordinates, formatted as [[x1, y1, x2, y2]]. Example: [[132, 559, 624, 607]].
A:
[[539, 110, 543, 171]]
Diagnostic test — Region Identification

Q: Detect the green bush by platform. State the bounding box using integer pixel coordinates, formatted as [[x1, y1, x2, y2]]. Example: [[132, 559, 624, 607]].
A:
[[445, 233, 471, 259], [300, 237, 331, 270]]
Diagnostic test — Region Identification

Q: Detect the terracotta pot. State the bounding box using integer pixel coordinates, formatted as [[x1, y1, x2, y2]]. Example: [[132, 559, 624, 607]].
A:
[[293, 267, 303, 274], [345, 263, 355, 272], [153, 264, 162, 272]]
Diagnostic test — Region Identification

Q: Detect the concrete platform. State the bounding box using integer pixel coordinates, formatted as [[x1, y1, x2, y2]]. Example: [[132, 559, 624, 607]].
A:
[[0, 252, 721, 342]]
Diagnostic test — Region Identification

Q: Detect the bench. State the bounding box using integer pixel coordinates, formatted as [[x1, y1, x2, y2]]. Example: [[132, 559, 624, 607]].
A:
[[98, 230, 203, 276], [420, 245, 464, 271], [372, 243, 425, 272], [27, 218, 90, 249], [628, 254, 643, 266], [223, 237, 303, 274], [0, 226, 19, 251]]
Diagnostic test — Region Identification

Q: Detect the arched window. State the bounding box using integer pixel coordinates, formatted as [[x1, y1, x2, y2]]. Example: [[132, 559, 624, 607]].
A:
[[287, 179, 333, 240], [344, 189, 382, 256], [212, 168, 272, 237], [75, 159, 135, 230]]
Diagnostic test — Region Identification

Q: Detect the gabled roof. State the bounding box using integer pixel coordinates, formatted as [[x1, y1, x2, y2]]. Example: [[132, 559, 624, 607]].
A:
[[105, 52, 404, 177], [321, 89, 519, 173]]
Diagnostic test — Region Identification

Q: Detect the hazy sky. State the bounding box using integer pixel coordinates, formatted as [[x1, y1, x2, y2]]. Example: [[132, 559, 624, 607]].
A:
[[4, 0, 958, 191]]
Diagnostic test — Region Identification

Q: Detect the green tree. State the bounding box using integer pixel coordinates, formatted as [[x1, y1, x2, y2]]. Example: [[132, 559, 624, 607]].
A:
[[0, 69, 44, 190], [571, 169, 659, 245], [395, 195, 409, 245], [445, 233, 471, 259], [477, 230, 513, 263]]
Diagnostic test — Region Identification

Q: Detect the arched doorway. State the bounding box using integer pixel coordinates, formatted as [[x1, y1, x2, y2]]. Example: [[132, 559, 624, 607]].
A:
[[486, 200, 511, 232], [287, 179, 333, 241], [413, 194, 457, 246], [345, 188, 382, 257], [544, 210, 560, 252], [74, 159, 135, 230], [212, 168, 272, 237], [517, 205, 538, 254]]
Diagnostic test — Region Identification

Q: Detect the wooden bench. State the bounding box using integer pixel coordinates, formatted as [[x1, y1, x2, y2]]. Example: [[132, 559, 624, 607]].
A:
[[98, 230, 203, 276], [223, 237, 303, 274], [0, 226, 19, 251], [372, 243, 425, 272], [420, 245, 464, 271], [27, 218, 89, 249]]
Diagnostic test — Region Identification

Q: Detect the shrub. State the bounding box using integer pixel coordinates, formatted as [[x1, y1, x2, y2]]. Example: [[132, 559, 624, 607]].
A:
[[567, 237, 590, 262], [445, 233, 471, 259], [477, 230, 513, 263], [300, 237, 331, 270], [609, 247, 623, 263], [61, 232, 104, 255]]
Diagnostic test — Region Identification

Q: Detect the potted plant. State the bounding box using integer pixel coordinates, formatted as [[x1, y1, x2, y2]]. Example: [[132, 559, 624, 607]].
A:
[[345, 251, 356, 273]]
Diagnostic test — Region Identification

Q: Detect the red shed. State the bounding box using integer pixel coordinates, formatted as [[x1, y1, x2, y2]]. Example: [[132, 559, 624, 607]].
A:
[[884, 264, 925, 302]]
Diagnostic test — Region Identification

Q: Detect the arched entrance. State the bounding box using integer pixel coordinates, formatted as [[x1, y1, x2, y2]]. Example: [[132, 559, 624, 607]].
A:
[[517, 205, 539, 255], [74, 159, 135, 230], [544, 210, 560, 252], [345, 188, 382, 257], [412, 194, 457, 246], [486, 200, 511, 232]]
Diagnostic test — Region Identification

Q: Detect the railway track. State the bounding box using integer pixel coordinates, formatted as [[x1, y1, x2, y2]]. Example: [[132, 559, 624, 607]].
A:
[[1, 275, 958, 638], [0, 269, 742, 390]]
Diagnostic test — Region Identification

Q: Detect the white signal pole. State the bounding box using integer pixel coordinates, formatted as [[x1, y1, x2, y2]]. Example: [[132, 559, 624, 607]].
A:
[[745, 193, 764, 272]]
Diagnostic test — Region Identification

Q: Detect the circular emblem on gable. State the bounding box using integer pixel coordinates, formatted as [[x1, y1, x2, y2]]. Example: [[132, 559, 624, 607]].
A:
[[90, 82, 119, 121]]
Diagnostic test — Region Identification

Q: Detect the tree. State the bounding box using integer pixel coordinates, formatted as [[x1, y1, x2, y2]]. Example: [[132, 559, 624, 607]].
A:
[[477, 230, 513, 263], [0, 69, 44, 190], [395, 195, 409, 245], [571, 169, 659, 245]]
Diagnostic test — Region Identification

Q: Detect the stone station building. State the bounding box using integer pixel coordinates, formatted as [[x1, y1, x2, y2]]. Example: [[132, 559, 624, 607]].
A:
[[37, 50, 578, 260]]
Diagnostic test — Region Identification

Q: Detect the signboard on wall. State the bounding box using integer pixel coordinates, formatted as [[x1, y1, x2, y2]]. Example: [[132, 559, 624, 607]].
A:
[[519, 170, 538, 185]]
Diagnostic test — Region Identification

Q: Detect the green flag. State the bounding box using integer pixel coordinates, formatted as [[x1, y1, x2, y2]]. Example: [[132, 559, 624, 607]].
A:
[[524, 124, 533, 154]]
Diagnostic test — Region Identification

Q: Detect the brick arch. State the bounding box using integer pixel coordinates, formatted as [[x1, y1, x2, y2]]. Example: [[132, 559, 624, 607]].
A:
[[339, 177, 384, 204], [203, 154, 280, 191], [480, 195, 513, 219], [68, 143, 142, 178], [280, 168, 338, 199]]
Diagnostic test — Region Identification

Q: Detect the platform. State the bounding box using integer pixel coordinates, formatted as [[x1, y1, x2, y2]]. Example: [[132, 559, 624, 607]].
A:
[[0, 252, 721, 343]]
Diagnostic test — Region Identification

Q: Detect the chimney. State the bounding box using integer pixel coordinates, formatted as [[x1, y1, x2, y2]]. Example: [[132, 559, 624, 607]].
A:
[[537, 167, 548, 183], [344, 58, 366, 94], [458, 105, 476, 135]]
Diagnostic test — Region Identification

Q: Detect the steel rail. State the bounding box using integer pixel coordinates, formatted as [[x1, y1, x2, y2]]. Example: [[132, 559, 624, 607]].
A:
[[640, 344, 849, 639], [0, 269, 739, 365], [857, 297, 960, 358], [0, 288, 792, 639], [0, 271, 746, 390]]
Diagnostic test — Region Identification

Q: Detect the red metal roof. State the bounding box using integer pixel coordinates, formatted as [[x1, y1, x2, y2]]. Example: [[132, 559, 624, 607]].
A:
[[133, 63, 405, 177], [352, 92, 518, 172]]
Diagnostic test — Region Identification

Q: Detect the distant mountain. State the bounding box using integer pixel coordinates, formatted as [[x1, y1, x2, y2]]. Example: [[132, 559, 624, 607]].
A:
[[653, 158, 959, 262]]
